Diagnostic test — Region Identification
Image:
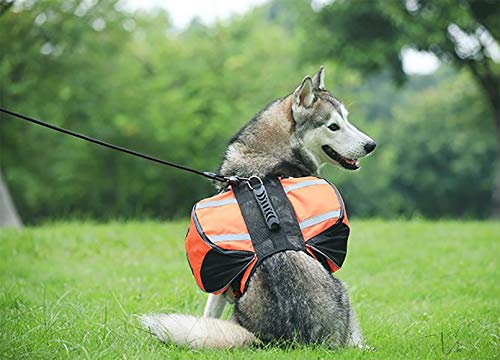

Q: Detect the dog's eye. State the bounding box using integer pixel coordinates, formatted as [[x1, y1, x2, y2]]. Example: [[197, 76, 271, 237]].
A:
[[328, 124, 340, 131]]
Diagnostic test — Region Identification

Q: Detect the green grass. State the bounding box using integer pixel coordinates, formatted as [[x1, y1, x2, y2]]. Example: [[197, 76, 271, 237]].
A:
[[0, 220, 498, 359]]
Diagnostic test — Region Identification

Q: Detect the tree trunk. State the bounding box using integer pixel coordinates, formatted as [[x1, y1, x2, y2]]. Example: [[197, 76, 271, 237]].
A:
[[0, 167, 22, 227], [488, 89, 500, 218]]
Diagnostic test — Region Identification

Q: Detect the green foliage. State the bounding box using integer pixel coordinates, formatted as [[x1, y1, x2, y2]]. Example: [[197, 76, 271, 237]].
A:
[[0, 220, 498, 358], [0, 0, 304, 222], [312, 0, 500, 134], [313, 0, 500, 79], [0, 0, 497, 222]]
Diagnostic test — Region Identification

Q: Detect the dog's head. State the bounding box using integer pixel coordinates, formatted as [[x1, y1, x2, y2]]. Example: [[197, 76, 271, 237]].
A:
[[291, 66, 376, 170]]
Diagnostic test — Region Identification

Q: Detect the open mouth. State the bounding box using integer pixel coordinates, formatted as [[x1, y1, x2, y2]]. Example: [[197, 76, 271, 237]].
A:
[[322, 145, 360, 170]]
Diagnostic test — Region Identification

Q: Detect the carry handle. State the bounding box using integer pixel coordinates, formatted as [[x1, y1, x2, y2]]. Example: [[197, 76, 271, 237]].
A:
[[247, 177, 280, 231]]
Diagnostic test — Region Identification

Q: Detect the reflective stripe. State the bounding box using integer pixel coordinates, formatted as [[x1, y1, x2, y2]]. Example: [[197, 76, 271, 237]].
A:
[[197, 198, 237, 209], [209, 233, 251, 243], [299, 210, 340, 230], [284, 179, 327, 193]]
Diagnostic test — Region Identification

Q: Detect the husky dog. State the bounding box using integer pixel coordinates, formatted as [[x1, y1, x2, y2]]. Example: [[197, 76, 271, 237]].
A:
[[140, 67, 376, 349]]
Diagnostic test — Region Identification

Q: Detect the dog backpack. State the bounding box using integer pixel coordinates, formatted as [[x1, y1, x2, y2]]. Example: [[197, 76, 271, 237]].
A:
[[185, 176, 350, 297]]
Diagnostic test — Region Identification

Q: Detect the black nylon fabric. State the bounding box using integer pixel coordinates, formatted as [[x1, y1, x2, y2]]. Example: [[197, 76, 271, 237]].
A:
[[232, 176, 305, 265], [200, 249, 255, 293], [306, 221, 349, 270]]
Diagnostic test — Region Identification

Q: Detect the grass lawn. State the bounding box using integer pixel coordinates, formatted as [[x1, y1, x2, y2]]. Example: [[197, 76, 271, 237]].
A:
[[0, 220, 498, 359]]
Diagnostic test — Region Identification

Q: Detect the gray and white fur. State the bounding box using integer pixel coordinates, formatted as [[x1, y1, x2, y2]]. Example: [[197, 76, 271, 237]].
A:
[[140, 66, 375, 349]]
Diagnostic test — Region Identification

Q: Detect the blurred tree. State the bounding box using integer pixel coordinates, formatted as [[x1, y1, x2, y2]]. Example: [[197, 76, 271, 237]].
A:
[[0, 0, 21, 226], [0, 0, 143, 222], [0, 0, 496, 222], [311, 0, 500, 216], [0, 0, 306, 223]]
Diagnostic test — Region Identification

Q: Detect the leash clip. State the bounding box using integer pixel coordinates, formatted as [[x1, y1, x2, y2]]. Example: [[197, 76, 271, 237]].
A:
[[225, 176, 243, 187]]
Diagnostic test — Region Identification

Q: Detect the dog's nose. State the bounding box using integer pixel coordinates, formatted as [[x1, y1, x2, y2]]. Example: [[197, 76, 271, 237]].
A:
[[364, 141, 377, 154]]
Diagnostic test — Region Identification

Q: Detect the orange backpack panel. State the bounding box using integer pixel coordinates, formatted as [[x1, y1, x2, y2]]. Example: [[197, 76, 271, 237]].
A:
[[185, 176, 349, 296]]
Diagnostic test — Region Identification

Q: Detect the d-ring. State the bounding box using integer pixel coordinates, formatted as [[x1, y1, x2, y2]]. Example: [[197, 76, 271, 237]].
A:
[[247, 176, 263, 190]]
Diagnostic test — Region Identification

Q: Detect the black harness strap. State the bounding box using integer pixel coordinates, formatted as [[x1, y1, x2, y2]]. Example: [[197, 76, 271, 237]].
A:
[[232, 176, 305, 265]]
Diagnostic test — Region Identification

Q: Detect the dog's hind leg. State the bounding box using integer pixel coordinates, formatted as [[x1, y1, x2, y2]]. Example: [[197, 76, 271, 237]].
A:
[[203, 294, 226, 318]]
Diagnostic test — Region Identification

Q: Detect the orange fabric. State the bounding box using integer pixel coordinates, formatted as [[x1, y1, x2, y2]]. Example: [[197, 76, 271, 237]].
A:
[[305, 246, 318, 260], [279, 176, 318, 187], [239, 257, 258, 294], [197, 190, 234, 205], [196, 202, 247, 237], [216, 240, 255, 252], [185, 219, 212, 292], [334, 183, 349, 226], [213, 285, 230, 295], [326, 257, 340, 272], [306, 245, 340, 272], [301, 216, 337, 240], [286, 183, 340, 223]]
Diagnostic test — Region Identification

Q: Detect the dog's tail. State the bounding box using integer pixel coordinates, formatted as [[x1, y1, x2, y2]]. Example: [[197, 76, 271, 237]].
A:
[[139, 313, 256, 349]]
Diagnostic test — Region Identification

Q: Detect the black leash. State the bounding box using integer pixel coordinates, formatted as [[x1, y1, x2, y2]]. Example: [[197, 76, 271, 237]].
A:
[[0, 106, 242, 185]]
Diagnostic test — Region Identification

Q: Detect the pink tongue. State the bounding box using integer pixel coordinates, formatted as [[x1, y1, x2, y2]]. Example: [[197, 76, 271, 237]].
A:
[[344, 158, 359, 167]]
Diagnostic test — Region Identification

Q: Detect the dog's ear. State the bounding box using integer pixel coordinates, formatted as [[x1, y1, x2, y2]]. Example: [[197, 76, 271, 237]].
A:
[[293, 76, 314, 110], [312, 66, 325, 90]]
